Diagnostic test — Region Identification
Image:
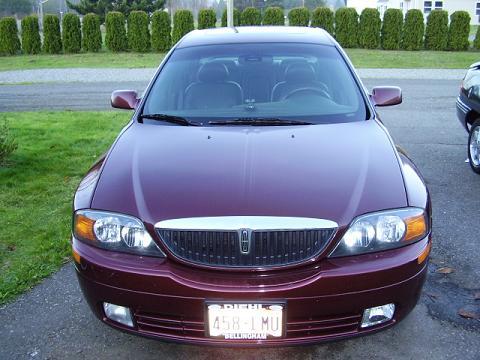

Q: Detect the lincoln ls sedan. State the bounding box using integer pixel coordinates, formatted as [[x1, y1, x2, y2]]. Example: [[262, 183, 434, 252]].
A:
[[72, 27, 432, 346]]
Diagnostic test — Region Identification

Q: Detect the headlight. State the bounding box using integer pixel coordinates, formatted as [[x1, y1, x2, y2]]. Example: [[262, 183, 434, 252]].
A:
[[73, 210, 165, 257], [329, 207, 428, 258]]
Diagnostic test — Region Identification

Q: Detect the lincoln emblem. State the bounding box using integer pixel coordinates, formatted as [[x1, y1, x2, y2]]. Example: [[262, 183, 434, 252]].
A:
[[239, 229, 251, 254]]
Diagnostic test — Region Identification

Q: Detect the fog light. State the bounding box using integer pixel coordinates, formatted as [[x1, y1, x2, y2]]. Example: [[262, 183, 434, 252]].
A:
[[361, 303, 395, 328], [103, 302, 134, 327]]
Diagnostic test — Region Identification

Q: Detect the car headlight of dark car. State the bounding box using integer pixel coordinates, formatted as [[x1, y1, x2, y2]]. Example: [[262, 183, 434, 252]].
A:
[[329, 207, 428, 258], [73, 210, 165, 257]]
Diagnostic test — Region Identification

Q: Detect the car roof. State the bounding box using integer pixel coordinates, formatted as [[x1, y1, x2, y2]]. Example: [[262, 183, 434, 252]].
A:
[[176, 26, 336, 48]]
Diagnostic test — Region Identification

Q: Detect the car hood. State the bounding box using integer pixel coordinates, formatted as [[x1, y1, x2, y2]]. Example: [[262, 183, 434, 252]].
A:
[[91, 120, 407, 228]]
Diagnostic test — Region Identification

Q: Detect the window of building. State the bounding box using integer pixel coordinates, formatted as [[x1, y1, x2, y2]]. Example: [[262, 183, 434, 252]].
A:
[[400, 2, 403, 10], [424, 1, 432, 13], [476, 1, 480, 16], [435, 1, 443, 10]]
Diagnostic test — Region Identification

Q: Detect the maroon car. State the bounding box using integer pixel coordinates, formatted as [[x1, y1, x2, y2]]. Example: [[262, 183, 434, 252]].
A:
[[72, 27, 431, 346]]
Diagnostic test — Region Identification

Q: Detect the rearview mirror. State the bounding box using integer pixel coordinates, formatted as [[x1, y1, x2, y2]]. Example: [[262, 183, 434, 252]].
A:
[[111, 90, 139, 110], [371, 86, 402, 107]]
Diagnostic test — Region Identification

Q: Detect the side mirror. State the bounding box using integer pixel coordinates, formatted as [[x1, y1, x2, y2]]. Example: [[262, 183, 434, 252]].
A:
[[371, 86, 402, 107], [111, 90, 139, 110]]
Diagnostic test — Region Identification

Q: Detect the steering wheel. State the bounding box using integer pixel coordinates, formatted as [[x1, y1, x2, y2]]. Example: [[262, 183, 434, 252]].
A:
[[283, 87, 332, 101]]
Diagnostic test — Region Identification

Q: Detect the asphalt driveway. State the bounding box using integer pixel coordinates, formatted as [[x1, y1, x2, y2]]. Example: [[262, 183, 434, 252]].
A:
[[0, 76, 479, 359]]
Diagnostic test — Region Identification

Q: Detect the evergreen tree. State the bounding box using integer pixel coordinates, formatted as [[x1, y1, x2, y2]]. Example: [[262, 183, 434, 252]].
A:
[[67, 0, 165, 21]]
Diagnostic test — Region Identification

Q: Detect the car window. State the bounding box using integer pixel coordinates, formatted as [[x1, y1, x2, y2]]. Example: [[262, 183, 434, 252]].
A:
[[143, 43, 367, 125]]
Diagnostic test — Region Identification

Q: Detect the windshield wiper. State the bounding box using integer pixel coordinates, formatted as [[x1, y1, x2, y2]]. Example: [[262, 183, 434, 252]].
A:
[[209, 117, 313, 126], [139, 113, 199, 126]]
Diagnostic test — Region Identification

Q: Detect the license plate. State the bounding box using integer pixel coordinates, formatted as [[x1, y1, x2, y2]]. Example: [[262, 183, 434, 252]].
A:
[[207, 303, 284, 340]]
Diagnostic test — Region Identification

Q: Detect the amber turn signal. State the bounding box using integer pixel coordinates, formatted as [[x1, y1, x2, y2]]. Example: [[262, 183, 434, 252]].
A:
[[74, 214, 96, 241], [417, 242, 432, 264], [72, 249, 81, 264], [404, 214, 427, 242]]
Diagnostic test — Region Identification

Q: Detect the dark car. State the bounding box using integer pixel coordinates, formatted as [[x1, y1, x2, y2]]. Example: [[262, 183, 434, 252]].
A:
[[457, 62, 480, 174], [72, 27, 431, 346]]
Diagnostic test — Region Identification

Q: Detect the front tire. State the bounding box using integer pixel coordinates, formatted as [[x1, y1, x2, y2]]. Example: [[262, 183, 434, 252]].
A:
[[468, 120, 480, 174]]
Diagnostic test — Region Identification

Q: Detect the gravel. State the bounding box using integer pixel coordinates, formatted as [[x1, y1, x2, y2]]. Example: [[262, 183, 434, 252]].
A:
[[0, 68, 467, 84]]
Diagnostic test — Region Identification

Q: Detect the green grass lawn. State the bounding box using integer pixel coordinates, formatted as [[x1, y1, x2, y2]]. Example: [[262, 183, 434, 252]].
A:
[[346, 49, 480, 69], [0, 49, 479, 71], [0, 111, 130, 304], [0, 52, 167, 71]]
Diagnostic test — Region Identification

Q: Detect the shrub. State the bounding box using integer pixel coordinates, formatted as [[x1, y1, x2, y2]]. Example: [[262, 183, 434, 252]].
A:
[[263, 7, 284, 26], [21, 16, 41, 54], [402, 9, 424, 50], [198, 8, 216, 29], [43, 15, 62, 54], [381, 8, 403, 50], [448, 11, 470, 51], [474, 26, 480, 49], [0, 119, 17, 166], [288, 7, 310, 26], [62, 13, 81, 53], [221, 8, 240, 27], [82, 13, 102, 52], [172, 10, 194, 44], [334, 7, 358, 48], [311, 7, 334, 35], [105, 11, 127, 52], [127, 10, 150, 52], [425, 10, 448, 50], [0, 17, 21, 56], [241, 7, 262, 26], [358, 8, 381, 49], [151, 10, 171, 52]]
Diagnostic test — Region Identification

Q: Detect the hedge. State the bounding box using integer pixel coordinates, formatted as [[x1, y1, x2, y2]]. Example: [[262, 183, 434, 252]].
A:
[[288, 7, 310, 27], [425, 10, 448, 51], [241, 7, 262, 26], [151, 10, 171, 52], [474, 26, 480, 50], [402, 9, 424, 50], [21, 15, 41, 54], [198, 8, 216, 29], [43, 15, 62, 54], [381, 8, 403, 50], [0, 17, 20, 56], [263, 7, 284, 26], [105, 11, 127, 52], [172, 10, 194, 44], [128, 11, 150, 52], [82, 13, 102, 52], [448, 11, 470, 51], [335, 7, 358, 48], [311, 7, 334, 35], [62, 13, 81, 53], [358, 8, 381, 49], [221, 8, 240, 27]]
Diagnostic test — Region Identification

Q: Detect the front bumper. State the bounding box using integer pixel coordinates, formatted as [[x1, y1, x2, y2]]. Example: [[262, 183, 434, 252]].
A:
[[73, 236, 430, 346], [456, 96, 471, 132]]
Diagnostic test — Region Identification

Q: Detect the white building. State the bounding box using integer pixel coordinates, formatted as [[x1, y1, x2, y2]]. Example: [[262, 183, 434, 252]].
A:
[[378, 0, 480, 24], [348, 0, 480, 24], [346, 0, 378, 14]]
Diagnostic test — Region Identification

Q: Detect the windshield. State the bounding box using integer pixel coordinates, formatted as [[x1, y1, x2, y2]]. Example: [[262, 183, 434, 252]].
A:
[[143, 43, 367, 125]]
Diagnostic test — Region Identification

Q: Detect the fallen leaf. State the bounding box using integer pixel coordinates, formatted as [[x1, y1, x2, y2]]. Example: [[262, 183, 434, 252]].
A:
[[436, 267, 454, 274], [458, 309, 479, 319]]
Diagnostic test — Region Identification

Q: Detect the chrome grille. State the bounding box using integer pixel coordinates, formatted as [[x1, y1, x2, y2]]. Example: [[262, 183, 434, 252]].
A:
[[156, 217, 336, 268]]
